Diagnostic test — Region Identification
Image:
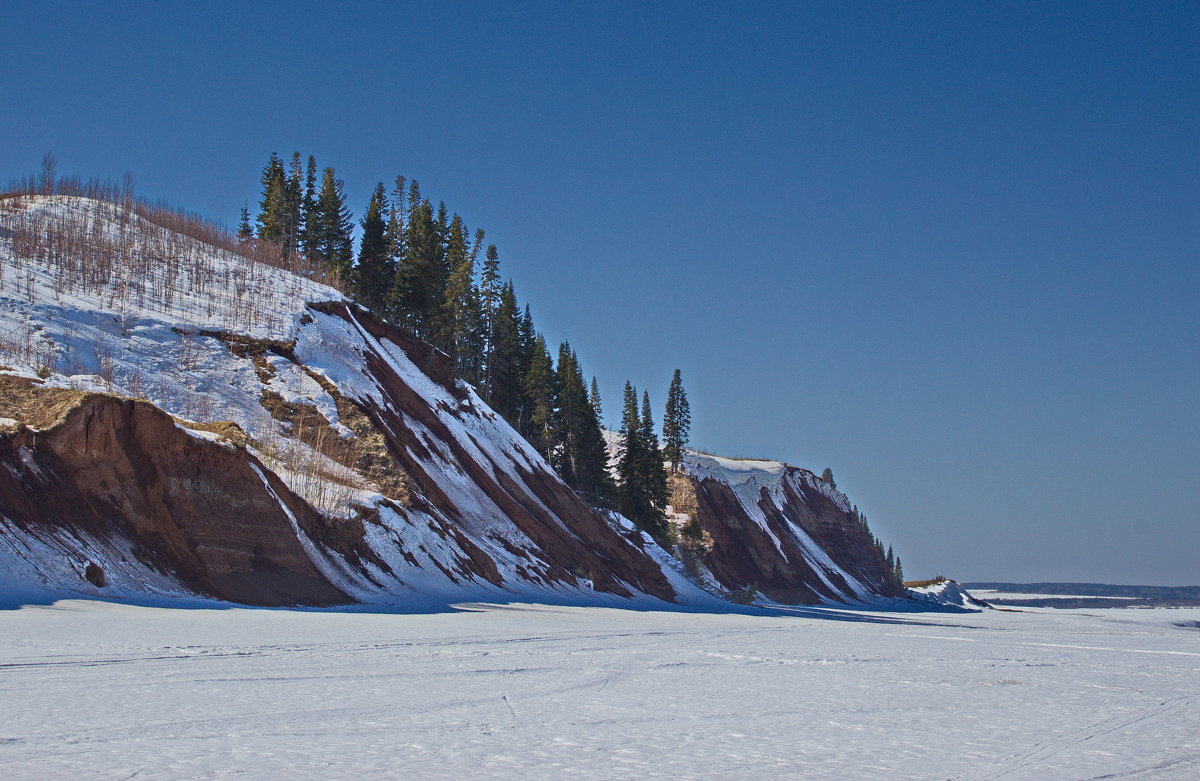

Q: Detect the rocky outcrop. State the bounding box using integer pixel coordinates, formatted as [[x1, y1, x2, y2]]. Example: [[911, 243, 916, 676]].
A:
[[682, 456, 905, 604], [0, 384, 350, 606]]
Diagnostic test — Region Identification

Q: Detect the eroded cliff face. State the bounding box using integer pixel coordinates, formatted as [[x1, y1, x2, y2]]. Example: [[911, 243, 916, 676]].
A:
[[0, 382, 350, 606], [681, 455, 905, 604], [300, 302, 676, 602]]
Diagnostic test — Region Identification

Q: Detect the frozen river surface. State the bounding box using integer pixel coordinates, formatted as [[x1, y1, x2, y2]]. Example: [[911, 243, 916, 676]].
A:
[[1, 600, 1197, 779]]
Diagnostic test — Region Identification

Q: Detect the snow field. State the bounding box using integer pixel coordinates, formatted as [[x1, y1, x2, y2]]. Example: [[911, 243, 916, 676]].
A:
[[0, 601, 1197, 780]]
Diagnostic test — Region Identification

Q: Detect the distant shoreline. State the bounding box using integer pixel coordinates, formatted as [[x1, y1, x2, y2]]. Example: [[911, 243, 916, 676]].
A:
[[966, 582, 1200, 609]]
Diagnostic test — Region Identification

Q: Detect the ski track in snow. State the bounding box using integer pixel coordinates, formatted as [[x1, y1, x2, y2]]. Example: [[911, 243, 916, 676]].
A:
[[0, 602, 1197, 780]]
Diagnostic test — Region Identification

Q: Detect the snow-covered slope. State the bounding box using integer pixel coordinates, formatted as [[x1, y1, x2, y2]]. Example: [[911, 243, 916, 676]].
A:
[[679, 452, 904, 603], [907, 579, 990, 610], [0, 195, 901, 608]]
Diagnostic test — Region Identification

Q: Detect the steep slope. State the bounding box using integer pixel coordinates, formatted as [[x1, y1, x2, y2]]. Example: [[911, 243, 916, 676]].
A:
[[0, 194, 901, 608], [681, 454, 905, 603]]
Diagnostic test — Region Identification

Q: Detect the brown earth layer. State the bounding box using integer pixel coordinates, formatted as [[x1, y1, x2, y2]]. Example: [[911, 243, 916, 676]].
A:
[[0, 381, 350, 606]]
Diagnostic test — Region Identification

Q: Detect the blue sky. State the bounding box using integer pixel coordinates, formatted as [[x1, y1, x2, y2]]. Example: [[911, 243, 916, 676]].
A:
[[4, 1, 1197, 584]]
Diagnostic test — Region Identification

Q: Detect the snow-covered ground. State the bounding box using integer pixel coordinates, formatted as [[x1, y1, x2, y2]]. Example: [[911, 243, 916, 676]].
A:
[[1, 601, 1197, 780]]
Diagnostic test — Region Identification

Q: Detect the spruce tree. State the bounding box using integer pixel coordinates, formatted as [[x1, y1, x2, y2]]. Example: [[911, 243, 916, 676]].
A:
[[894, 556, 904, 584], [616, 383, 668, 539], [301, 156, 318, 251], [487, 282, 524, 422], [821, 467, 837, 489], [640, 390, 668, 521], [310, 167, 354, 283], [236, 205, 253, 240], [282, 152, 303, 258], [617, 382, 644, 522], [522, 335, 557, 459], [354, 183, 391, 312], [556, 351, 615, 507], [456, 228, 488, 384], [662, 368, 691, 472], [256, 152, 287, 244], [553, 343, 586, 484], [391, 195, 442, 337], [437, 215, 471, 356], [589, 376, 603, 425]]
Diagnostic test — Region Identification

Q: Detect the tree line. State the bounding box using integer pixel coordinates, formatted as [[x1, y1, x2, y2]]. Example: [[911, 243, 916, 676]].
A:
[[244, 152, 692, 542]]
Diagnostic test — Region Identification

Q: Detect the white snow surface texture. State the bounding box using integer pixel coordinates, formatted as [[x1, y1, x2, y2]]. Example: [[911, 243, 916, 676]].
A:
[[0, 196, 885, 608], [1, 600, 1198, 779]]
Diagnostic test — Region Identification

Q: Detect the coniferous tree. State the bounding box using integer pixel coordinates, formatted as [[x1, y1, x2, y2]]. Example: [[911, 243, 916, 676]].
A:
[[436, 214, 471, 355], [616, 383, 668, 539], [237, 205, 253, 240], [617, 382, 644, 520], [522, 335, 557, 458], [893, 556, 904, 584], [477, 244, 502, 389], [640, 390, 668, 519], [391, 192, 443, 337], [574, 376, 616, 507], [310, 167, 354, 283], [553, 343, 586, 483], [589, 377, 603, 426], [487, 282, 524, 420], [282, 152, 304, 258], [554, 348, 614, 507], [518, 305, 535, 379], [821, 467, 837, 489], [662, 368, 691, 472], [479, 244, 502, 324], [354, 183, 391, 311], [456, 227, 488, 384], [886, 545, 895, 572], [300, 155, 318, 256], [256, 152, 287, 244]]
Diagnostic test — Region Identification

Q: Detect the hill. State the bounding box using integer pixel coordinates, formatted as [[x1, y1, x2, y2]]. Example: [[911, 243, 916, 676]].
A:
[[0, 193, 903, 608]]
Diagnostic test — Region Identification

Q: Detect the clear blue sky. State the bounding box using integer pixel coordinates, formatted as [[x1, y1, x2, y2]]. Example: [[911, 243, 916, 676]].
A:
[[4, 1, 1197, 584]]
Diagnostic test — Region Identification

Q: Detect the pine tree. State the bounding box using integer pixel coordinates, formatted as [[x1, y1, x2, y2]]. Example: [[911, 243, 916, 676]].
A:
[[821, 467, 837, 489], [662, 368, 691, 472], [310, 167, 354, 283], [893, 556, 904, 584], [886, 545, 895, 572], [354, 183, 391, 312]]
